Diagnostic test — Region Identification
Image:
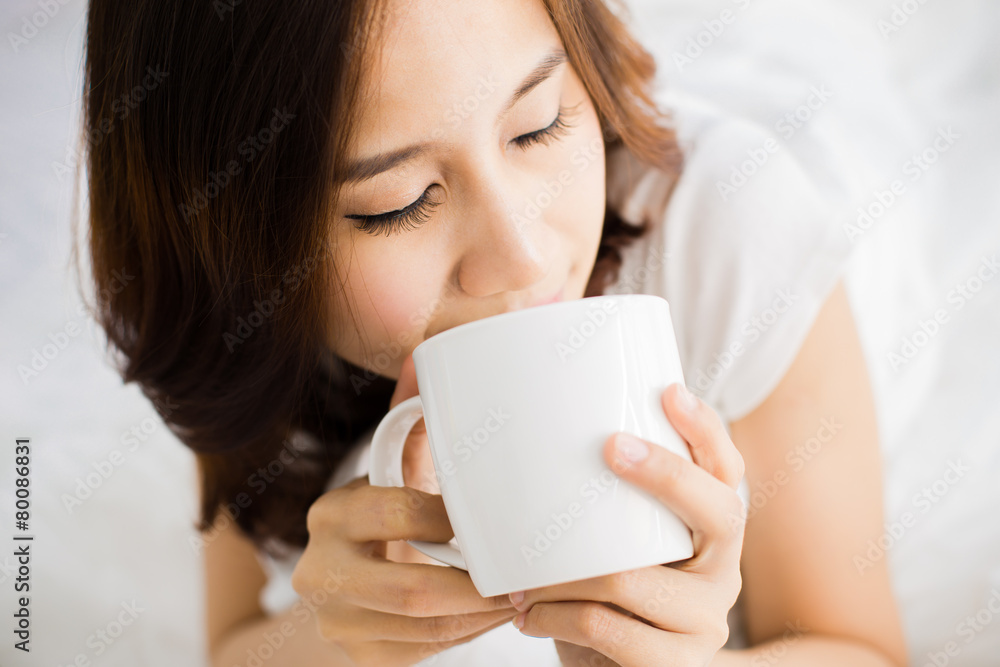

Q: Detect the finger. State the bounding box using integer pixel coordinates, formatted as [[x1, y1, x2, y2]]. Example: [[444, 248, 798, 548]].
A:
[[319, 483, 452, 544], [602, 431, 746, 574], [663, 383, 745, 490], [516, 600, 700, 667], [509, 566, 718, 635], [345, 558, 515, 616], [355, 613, 520, 666], [327, 605, 518, 643]]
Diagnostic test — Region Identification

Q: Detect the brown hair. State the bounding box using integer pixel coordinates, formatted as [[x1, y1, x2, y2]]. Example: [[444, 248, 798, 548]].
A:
[[78, 0, 682, 559]]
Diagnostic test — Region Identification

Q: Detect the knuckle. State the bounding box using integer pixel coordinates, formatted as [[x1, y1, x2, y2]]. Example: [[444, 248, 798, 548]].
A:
[[305, 494, 333, 534], [382, 491, 420, 533], [290, 576, 307, 599], [489, 592, 514, 611], [398, 484, 430, 513], [306, 486, 357, 535], [426, 612, 460, 640], [317, 617, 345, 643], [428, 612, 466, 641], [522, 602, 545, 633], [290, 562, 311, 595], [577, 603, 616, 643], [395, 575, 433, 616]]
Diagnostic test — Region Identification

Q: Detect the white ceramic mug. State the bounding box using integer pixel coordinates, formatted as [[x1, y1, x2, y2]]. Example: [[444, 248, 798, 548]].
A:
[[368, 294, 694, 597]]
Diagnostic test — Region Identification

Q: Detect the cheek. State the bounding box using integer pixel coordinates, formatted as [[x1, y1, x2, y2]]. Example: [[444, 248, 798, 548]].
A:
[[330, 241, 443, 356]]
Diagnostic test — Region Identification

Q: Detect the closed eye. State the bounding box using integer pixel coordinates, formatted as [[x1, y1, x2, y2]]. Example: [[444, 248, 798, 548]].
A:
[[510, 102, 580, 149], [347, 102, 582, 237]]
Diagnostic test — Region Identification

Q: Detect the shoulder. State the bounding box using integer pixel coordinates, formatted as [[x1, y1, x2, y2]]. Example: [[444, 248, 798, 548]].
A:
[[606, 90, 858, 424], [608, 88, 837, 243]]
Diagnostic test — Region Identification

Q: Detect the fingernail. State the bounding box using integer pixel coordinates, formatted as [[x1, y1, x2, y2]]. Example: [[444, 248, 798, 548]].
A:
[[615, 433, 649, 463], [677, 384, 698, 412], [513, 611, 526, 629], [509, 590, 524, 607]]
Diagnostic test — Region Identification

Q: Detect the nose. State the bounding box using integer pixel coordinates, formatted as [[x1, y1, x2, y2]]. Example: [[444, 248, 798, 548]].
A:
[[455, 179, 554, 298]]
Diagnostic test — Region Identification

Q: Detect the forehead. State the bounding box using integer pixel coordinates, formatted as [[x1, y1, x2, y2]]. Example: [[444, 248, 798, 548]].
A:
[[353, 0, 562, 144]]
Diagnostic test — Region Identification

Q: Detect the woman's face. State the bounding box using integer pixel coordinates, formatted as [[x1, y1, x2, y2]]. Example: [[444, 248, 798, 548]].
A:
[[326, 0, 608, 380]]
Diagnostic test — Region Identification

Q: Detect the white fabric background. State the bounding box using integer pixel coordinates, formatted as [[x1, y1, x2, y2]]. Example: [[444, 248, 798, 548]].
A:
[[1, 0, 997, 665]]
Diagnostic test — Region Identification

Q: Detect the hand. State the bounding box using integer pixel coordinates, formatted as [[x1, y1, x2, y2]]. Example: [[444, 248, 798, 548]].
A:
[[290, 354, 519, 666], [509, 383, 747, 667]]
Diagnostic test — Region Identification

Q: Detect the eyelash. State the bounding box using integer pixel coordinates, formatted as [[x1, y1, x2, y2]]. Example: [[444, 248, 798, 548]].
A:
[[347, 103, 580, 237]]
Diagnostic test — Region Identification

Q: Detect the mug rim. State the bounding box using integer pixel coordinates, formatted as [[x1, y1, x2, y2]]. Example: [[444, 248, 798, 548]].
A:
[[413, 293, 668, 356]]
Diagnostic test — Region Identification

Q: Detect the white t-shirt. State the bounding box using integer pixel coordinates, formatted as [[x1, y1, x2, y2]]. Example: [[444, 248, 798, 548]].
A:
[[255, 87, 857, 664]]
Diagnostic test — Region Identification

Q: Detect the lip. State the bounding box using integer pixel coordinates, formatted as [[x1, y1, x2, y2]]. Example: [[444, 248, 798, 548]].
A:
[[528, 286, 564, 309]]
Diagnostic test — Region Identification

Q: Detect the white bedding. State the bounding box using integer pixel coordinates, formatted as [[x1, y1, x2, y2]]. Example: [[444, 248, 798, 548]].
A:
[[0, 0, 996, 664]]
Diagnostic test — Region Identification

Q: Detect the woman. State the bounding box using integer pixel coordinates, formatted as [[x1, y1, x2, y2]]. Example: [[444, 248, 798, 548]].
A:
[[80, 0, 909, 664]]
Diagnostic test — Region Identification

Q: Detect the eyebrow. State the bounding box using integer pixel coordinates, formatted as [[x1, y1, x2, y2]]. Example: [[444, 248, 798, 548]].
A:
[[339, 47, 568, 185]]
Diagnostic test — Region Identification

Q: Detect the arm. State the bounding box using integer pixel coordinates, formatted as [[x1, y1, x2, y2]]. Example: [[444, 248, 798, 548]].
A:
[[201, 472, 353, 666], [712, 279, 908, 666], [210, 601, 354, 667]]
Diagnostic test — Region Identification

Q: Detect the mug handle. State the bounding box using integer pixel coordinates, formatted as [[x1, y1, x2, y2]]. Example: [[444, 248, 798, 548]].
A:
[[367, 395, 469, 570]]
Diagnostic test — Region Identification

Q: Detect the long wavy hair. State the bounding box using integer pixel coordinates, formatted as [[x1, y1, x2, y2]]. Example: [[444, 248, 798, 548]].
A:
[[77, 0, 683, 559]]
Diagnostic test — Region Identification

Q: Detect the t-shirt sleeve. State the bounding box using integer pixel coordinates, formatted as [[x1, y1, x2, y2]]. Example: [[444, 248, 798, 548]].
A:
[[607, 93, 858, 424]]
